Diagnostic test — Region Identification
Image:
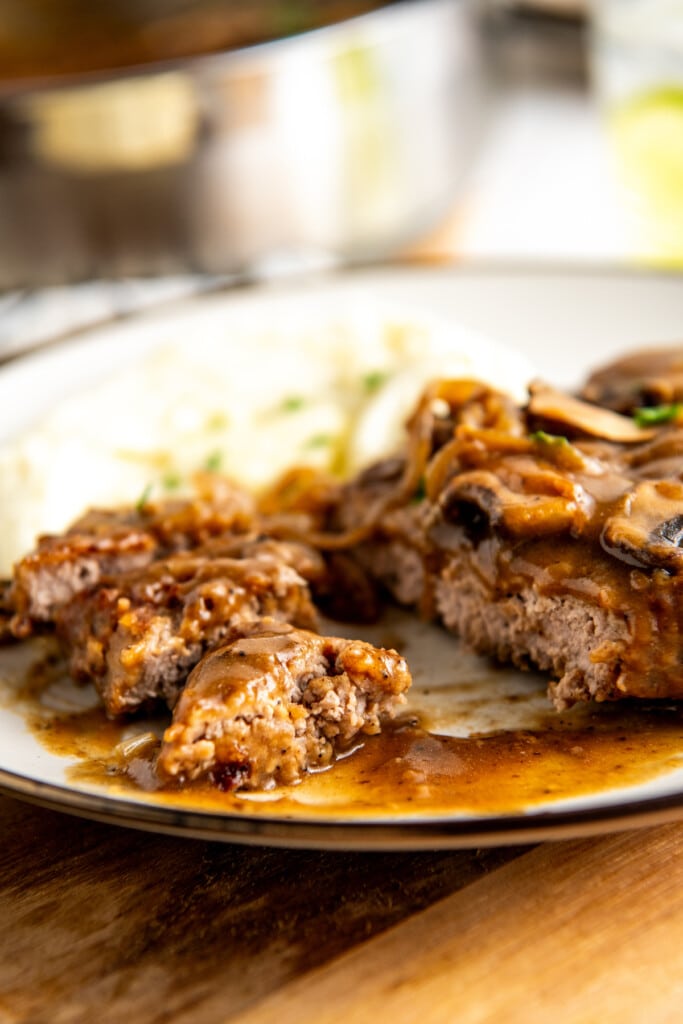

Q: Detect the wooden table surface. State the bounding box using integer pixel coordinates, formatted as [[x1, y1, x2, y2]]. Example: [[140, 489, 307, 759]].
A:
[[3, 793, 683, 1023]]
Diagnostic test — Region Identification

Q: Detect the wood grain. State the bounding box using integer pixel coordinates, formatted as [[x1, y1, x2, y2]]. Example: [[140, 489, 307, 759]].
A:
[[233, 823, 683, 1024], [0, 794, 521, 1024], [5, 786, 683, 1024]]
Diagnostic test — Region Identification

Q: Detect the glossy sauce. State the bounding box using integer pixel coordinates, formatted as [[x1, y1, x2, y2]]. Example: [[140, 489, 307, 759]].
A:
[[30, 696, 683, 820], [4, 633, 683, 821], [426, 415, 683, 702]]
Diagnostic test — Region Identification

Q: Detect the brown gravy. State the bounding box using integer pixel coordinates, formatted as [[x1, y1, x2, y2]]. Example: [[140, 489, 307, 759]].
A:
[[4, 636, 683, 821], [27, 697, 683, 821]]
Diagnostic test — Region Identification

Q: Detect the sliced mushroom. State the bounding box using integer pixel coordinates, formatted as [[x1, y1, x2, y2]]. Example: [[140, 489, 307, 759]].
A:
[[601, 480, 683, 572], [624, 429, 683, 471], [436, 466, 592, 541], [527, 381, 655, 443], [582, 346, 683, 413]]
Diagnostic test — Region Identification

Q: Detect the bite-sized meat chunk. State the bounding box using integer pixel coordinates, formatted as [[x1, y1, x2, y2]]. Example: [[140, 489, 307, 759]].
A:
[[57, 540, 319, 716], [10, 512, 157, 634], [7, 475, 256, 636], [199, 534, 381, 624], [582, 346, 683, 414], [157, 619, 411, 789]]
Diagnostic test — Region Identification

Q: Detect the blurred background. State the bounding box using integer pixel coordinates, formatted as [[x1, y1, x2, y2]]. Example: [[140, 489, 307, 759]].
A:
[[0, 0, 682, 353]]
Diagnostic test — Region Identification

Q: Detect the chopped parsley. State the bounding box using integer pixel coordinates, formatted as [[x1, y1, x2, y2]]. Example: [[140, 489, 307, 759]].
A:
[[633, 403, 681, 427], [529, 430, 569, 448], [362, 370, 388, 394], [136, 483, 153, 512], [162, 472, 182, 491], [304, 433, 331, 449], [206, 411, 228, 431], [281, 395, 306, 413], [411, 476, 427, 504], [204, 450, 223, 472]]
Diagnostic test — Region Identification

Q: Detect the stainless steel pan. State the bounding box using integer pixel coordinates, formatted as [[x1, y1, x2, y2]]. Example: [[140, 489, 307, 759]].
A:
[[0, 0, 483, 287]]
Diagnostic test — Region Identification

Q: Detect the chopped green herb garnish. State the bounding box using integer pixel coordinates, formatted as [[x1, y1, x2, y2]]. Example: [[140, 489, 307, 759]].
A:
[[162, 472, 182, 491], [362, 370, 388, 394], [281, 396, 306, 413], [411, 476, 427, 504], [304, 434, 331, 449], [634, 403, 681, 427], [206, 411, 228, 431], [530, 430, 569, 448], [204, 450, 223, 472], [136, 484, 153, 512]]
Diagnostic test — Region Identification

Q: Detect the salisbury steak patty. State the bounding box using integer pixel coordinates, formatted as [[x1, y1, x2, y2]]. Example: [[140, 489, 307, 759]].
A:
[[435, 552, 635, 708], [158, 620, 411, 789], [58, 540, 320, 716], [8, 475, 255, 636], [420, 382, 683, 706], [317, 376, 683, 707]]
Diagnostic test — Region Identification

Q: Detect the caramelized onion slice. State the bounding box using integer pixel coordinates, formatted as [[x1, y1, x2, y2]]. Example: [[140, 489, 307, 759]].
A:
[[284, 380, 458, 551]]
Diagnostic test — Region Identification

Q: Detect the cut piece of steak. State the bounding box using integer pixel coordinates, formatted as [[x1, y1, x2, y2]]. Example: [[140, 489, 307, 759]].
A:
[[421, 382, 683, 706], [315, 376, 683, 708], [434, 545, 640, 708], [10, 511, 157, 634], [7, 475, 255, 636], [157, 619, 411, 789], [57, 539, 319, 716], [334, 458, 428, 610]]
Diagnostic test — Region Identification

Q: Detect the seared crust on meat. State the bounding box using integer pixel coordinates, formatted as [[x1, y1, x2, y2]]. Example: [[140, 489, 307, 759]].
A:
[[58, 540, 320, 716], [158, 620, 411, 789], [11, 515, 157, 633], [326, 378, 683, 707], [7, 475, 255, 636], [2, 474, 411, 789]]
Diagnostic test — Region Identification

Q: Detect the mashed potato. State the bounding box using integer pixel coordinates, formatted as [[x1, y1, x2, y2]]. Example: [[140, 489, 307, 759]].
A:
[[0, 299, 534, 574]]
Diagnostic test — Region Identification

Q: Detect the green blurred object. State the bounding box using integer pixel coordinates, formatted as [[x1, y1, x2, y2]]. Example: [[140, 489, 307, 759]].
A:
[[592, 0, 683, 267], [609, 86, 683, 266]]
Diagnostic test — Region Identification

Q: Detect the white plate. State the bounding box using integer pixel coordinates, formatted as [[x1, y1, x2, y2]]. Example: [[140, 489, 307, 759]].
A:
[[2, 265, 683, 850]]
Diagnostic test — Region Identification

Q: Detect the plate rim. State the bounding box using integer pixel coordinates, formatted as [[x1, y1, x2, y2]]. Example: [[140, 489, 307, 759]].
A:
[[3, 264, 683, 849], [3, 766, 683, 850]]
